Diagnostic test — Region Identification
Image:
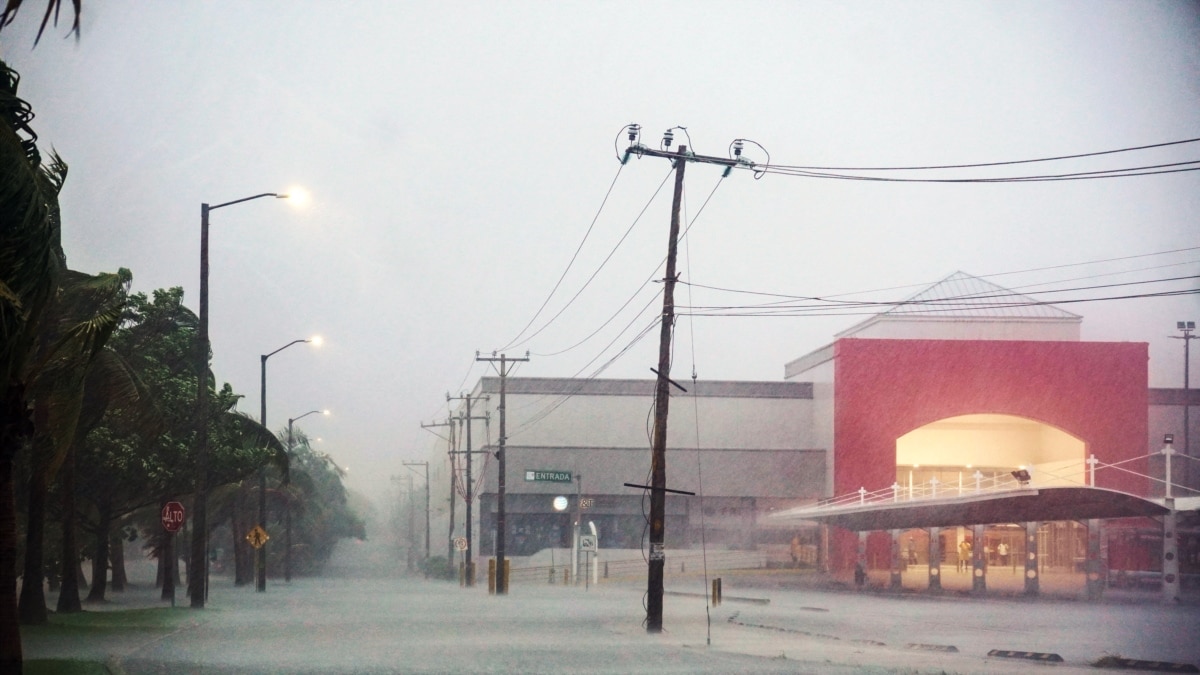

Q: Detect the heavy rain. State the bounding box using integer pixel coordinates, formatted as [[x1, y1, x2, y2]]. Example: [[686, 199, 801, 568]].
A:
[[2, 2, 1198, 673]]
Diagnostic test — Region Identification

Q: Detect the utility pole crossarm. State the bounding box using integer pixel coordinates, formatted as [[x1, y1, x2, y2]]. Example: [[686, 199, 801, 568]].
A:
[[626, 145, 740, 167]]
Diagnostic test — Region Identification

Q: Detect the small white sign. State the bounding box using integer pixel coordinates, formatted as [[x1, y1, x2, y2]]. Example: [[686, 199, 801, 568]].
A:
[[579, 535, 597, 552]]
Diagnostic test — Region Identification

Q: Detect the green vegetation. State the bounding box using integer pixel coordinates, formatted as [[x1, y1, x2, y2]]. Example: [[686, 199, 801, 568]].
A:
[[0, 53, 361, 672]]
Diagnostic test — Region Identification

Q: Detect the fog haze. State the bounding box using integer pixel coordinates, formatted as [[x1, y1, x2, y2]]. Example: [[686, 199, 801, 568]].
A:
[[2, 1, 1197, 506]]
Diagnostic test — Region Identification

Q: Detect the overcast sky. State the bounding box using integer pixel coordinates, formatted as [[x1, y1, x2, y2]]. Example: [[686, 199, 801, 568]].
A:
[[2, 1, 1197, 505]]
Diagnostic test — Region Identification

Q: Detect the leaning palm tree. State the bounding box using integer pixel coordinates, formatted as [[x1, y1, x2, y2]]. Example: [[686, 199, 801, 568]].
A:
[[0, 56, 66, 671], [19, 267, 132, 623], [0, 0, 81, 44]]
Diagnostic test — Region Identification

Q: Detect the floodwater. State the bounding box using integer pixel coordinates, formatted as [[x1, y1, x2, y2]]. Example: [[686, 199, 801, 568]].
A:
[[26, 537, 1200, 673]]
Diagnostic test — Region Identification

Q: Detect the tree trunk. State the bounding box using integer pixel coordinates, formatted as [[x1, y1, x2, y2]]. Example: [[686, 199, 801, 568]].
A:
[[0, 454, 24, 671], [55, 441, 81, 613], [85, 502, 111, 602], [155, 528, 166, 588], [17, 468, 47, 624], [109, 527, 127, 592], [18, 400, 51, 625], [233, 492, 252, 586]]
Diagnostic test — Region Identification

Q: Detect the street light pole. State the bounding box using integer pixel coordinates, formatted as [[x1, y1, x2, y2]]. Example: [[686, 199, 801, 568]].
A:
[[258, 337, 320, 592], [403, 461, 431, 576], [1172, 321, 1195, 490], [191, 192, 288, 610], [285, 409, 327, 582]]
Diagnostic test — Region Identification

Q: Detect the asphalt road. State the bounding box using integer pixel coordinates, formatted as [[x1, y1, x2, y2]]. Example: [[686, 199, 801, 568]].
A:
[[25, 540, 1200, 674]]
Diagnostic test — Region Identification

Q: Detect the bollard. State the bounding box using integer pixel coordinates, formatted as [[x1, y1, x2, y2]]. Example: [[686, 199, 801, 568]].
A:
[[488, 559, 496, 594], [681, 561, 686, 574], [503, 559, 510, 592], [549, 566, 555, 585], [459, 562, 465, 587], [711, 578, 721, 606], [563, 567, 569, 585], [604, 561, 609, 579]]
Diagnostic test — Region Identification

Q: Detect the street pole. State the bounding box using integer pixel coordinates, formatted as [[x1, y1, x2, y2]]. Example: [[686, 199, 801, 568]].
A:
[[447, 393, 489, 586], [476, 351, 529, 595], [646, 145, 686, 632], [190, 192, 287, 609], [408, 474, 417, 572], [421, 418, 456, 569], [191, 202, 211, 609], [285, 419, 293, 582], [259, 338, 316, 592], [1172, 321, 1195, 489], [620, 127, 751, 633], [403, 461, 431, 576], [284, 409, 325, 582], [575, 474, 583, 585]]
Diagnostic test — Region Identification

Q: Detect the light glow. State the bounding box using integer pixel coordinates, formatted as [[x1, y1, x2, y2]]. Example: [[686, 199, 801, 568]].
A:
[[283, 185, 310, 208]]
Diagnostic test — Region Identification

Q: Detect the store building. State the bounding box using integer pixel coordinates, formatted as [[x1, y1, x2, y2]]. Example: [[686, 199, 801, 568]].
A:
[[427, 272, 1196, 590]]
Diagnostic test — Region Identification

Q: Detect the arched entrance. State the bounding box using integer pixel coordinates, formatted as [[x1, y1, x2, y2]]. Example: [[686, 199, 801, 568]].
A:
[[895, 413, 1086, 495]]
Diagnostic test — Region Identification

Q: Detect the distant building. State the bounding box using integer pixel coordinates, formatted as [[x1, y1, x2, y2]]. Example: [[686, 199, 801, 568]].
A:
[[427, 272, 1196, 580]]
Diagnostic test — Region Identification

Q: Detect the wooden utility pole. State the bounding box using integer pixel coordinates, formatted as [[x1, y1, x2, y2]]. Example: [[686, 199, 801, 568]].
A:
[[421, 418, 456, 567], [646, 145, 686, 632], [447, 392, 489, 586], [476, 351, 529, 595], [624, 128, 748, 633], [403, 461, 431, 575]]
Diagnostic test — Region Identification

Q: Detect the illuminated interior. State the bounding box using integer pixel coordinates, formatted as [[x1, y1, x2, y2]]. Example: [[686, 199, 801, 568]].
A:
[[895, 413, 1086, 492]]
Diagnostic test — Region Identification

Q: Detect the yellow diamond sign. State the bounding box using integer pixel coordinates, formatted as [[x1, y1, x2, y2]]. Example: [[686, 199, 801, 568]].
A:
[[246, 525, 269, 549]]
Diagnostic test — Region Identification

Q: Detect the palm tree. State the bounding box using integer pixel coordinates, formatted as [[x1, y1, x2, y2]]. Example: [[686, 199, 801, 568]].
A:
[[19, 268, 132, 623], [0, 0, 80, 45], [55, 344, 147, 613], [0, 57, 67, 671]]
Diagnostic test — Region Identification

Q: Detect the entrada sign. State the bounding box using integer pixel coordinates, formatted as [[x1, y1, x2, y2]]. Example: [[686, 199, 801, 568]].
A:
[[525, 470, 572, 483]]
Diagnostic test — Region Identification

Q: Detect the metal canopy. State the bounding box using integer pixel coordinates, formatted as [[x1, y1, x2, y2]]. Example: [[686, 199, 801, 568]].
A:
[[770, 486, 1169, 532]]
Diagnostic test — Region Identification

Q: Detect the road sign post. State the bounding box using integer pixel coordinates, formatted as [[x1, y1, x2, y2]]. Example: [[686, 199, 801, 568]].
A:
[[161, 501, 186, 606]]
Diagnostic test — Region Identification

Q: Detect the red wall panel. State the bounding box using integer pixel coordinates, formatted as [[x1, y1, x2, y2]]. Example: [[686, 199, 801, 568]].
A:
[[828, 338, 1148, 573], [833, 338, 1148, 497]]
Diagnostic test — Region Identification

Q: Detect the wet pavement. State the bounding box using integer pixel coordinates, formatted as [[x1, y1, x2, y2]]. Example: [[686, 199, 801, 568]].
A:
[[24, 540, 1200, 673]]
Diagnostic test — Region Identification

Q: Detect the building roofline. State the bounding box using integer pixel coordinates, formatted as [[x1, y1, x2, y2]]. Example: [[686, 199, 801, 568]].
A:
[[476, 377, 812, 399]]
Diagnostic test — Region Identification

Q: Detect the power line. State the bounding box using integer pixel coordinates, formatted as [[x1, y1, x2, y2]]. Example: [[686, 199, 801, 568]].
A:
[[679, 286, 1200, 318], [678, 247, 1200, 305], [761, 161, 1200, 183], [527, 174, 725, 359], [768, 137, 1200, 172], [502, 167, 674, 352], [679, 274, 1197, 313], [499, 162, 626, 352]]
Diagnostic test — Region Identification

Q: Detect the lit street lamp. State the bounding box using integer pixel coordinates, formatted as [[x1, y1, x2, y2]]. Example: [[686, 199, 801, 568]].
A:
[[257, 336, 322, 592], [286, 409, 329, 582], [191, 191, 291, 610]]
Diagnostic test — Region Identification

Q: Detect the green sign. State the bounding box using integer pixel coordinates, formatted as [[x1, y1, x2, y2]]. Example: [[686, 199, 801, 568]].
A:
[[525, 469, 572, 483]]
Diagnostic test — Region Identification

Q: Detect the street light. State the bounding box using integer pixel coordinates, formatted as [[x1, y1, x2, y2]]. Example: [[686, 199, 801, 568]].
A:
[[286, 409, 329, 582], [1172, 321, 1195, 490], [191, 191, 291, 610], [257, 336, 322, 592]]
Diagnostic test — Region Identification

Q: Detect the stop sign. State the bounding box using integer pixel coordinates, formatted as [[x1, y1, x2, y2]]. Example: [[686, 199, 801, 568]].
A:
[[161, 501, 186, 533]]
